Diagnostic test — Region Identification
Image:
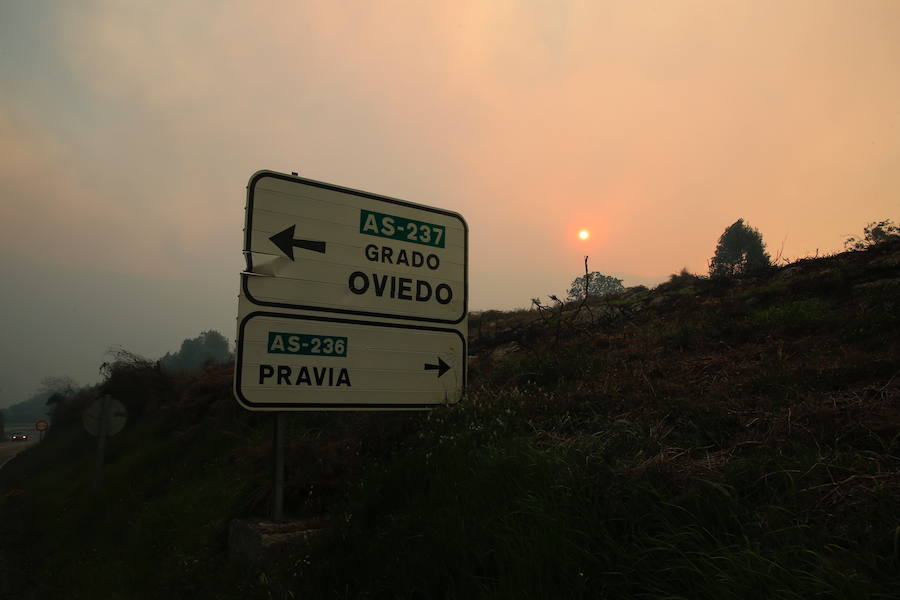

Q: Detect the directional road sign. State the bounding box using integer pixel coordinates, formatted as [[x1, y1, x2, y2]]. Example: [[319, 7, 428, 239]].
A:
[[235, 171, 468, 411], [242, 171, 467, 324], [234, 310, 466, 410]]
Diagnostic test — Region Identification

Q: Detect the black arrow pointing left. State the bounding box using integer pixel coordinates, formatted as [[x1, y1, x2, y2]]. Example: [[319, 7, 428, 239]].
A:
[[424, 357, 450, 378], [269, 225, 326, 260]]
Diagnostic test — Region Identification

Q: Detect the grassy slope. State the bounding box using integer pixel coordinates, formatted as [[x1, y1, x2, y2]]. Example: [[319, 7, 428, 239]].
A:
[[1, 242, 899, 599]]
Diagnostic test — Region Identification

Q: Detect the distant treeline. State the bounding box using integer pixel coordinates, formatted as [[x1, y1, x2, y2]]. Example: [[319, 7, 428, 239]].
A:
[[159, 329, 233, 373], [2, 393, 51, 426], [1, 330, 233, 429]]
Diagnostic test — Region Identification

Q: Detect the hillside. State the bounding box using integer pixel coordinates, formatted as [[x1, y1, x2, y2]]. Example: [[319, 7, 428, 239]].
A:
[[1, 393, 51, 427], [1, 241, 899, 599]]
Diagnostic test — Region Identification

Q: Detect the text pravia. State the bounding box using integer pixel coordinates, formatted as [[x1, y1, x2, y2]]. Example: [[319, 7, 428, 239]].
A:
[[258, 364, 351, 387]]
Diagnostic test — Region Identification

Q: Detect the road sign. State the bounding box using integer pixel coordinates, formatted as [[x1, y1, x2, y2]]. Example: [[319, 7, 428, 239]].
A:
[[83, 396, 128, 437], [34, 420, 48, 432], [234, 309, 465, 410], [235, 171, 468, 411], [241, 171, 467, 325]]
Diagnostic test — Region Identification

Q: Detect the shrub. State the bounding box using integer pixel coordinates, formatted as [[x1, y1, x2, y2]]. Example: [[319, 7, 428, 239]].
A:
[[710, 219, 771, 278], [567, 272, 624, 301], [844, 219, 900, 250]]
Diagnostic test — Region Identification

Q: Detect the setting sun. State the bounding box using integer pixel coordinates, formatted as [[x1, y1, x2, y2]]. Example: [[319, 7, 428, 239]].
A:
[[578, 230, 589, 240]]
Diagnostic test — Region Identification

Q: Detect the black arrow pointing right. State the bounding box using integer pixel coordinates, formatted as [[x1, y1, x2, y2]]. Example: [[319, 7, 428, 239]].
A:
[[424, 357, 450, 378], [269, 225, 327, 260]]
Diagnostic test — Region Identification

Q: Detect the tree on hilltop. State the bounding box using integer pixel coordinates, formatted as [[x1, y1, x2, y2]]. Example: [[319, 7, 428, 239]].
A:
[[567, 272, 624, 301], [160, 330, 232, 373], [709, 219, 771, 278]]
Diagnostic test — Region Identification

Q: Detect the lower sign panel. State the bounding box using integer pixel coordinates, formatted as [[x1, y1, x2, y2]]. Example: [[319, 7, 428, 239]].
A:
[[235, 311, 466, 410]]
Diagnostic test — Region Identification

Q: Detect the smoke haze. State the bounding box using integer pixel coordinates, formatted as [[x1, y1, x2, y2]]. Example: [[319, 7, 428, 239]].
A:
[[2, 0, 898, 405]]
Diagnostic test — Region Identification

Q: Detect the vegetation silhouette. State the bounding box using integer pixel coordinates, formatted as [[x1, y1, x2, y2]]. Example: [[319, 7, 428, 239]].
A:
[[566, 271, 624, 300], [0, 376, 79, 427], [845, 218, 900, 250], [709, 218, 771, 277], [160, 330, 233, 373]]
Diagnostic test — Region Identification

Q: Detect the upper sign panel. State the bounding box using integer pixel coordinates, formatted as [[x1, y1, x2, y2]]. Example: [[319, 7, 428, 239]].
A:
[[243, 171, 468, 324]]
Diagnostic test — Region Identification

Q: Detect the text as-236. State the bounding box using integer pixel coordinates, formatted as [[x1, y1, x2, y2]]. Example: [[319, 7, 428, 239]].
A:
[[267, 332, 348, 357]]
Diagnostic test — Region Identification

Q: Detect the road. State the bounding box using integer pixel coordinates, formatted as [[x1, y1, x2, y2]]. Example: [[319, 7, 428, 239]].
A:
[[0, 440, 35, 470]]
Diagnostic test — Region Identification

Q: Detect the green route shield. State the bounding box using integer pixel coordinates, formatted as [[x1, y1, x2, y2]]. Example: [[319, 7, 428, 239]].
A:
[[359, 209, 446, 249]]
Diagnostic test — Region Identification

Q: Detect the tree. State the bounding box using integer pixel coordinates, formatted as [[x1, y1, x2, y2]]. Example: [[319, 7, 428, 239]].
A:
[[709, 219, 771, 278], [39, 375, 77, 397], [844, 219, 900, 250], [40, 375, 78, 424], [160, 330, 233, 372], [567, 272, 625, 301]]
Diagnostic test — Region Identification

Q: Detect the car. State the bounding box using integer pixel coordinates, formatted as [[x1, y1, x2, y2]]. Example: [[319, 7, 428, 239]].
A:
[[10, 433, 28, 441]]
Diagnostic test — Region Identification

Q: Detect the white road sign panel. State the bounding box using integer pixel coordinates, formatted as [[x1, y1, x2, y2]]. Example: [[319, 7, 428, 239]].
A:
[[242, 171, 467, 324], [234, 307, 466, 410]]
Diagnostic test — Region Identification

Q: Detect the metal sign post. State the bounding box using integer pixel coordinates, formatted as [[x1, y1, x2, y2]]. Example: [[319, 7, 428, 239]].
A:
[[82, 395, 128, 491], [273, 412, 286, 522], [94, 395, 110, 490]]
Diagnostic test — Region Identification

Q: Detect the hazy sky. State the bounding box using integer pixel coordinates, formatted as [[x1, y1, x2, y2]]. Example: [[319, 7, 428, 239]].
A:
[[1, 1, 898, 407]]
